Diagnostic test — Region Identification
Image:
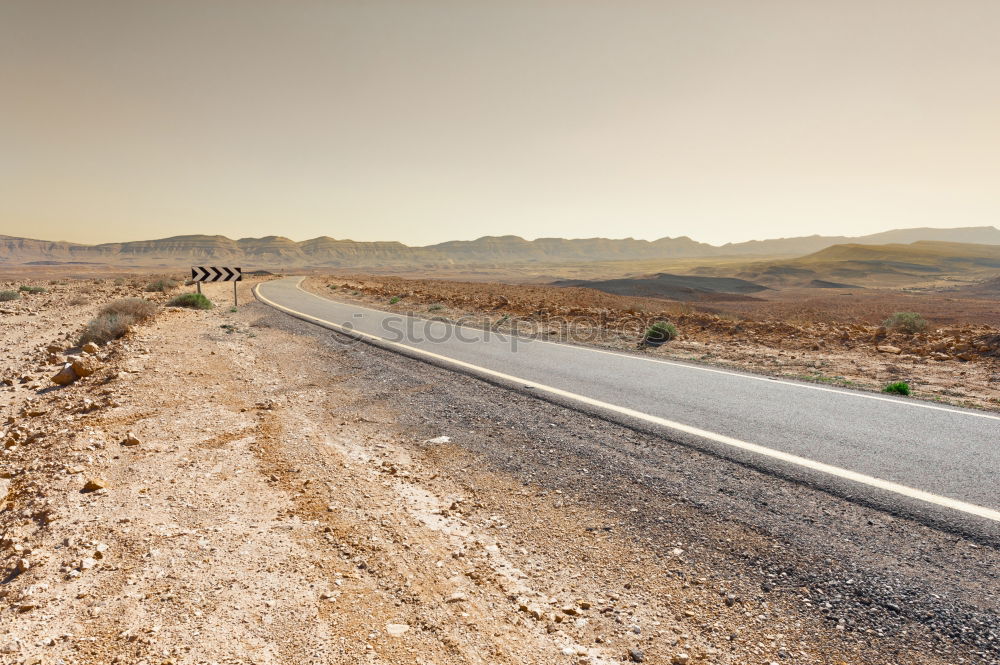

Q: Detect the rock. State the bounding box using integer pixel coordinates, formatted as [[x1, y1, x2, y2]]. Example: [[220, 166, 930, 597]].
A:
[[51, 364, 78, 386], [70, 355, 100, 378], [15, 558, 30, 573], [931, 352, 951, 361], [82, 477, 107, 492], [0, 477, 10, 502], [519, 602, 544, 619], [46, 344, 62, 354], [121, 433, 141, 446], [629, 648, 645, 662], [80, 557, 97, 570], [82, 342, 100, 354], [385, 623, 409, 637], [671, 654, 689, 665], [425, 435, 451, 444], [445, 591, 467, 603], [876, 345, 902, 354]]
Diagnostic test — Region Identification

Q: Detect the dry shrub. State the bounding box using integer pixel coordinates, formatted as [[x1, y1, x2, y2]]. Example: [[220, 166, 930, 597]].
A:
[[78, 298, 158, 345], [68, 295, 89, 306], [883, 312, 928, 334], [145, 278, 179, 292]]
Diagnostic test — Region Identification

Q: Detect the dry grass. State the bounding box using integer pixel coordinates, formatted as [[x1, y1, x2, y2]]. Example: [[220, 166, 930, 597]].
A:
[[78, 298, 158, 345]]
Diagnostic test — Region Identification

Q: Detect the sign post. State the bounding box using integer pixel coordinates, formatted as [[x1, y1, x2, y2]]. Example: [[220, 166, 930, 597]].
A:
[[190, 266, 242, 306]]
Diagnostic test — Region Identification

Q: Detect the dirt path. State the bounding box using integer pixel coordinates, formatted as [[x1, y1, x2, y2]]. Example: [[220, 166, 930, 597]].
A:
[[1, 277, 995, 664]]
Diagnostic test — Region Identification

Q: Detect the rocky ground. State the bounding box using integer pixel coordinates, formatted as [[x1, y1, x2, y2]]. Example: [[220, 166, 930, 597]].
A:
[[1, 276, 997, 664], [303, 275, 1000, 412]]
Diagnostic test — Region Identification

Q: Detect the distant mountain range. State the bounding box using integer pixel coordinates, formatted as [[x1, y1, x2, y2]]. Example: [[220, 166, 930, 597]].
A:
[[2, 226, 999, 268]]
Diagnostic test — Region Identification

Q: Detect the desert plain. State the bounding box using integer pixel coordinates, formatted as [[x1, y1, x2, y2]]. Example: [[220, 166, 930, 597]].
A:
[[1, 240, 998, 665]]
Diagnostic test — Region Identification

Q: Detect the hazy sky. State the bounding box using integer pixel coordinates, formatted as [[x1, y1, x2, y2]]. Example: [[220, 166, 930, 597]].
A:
[[3, 1, 999, 247]]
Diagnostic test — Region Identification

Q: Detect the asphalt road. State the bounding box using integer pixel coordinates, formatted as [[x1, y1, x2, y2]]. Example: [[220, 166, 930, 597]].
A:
[[256, 277, 1000, 532]]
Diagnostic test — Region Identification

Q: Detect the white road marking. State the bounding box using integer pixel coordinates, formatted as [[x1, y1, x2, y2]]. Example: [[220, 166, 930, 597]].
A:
[[255, 280, 1000, 523], [289, 279, 1000, 421]]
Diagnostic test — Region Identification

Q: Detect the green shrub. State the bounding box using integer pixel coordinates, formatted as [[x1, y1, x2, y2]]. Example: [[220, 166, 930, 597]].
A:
[[389, 296, 402, 304], [642, 321, 678, 346], [882, 381, 911, 396], [169, 293, 214, 310], [19, 285, 45, 294], [883, 312, 928, 334], [145, 278, 178, 293], [78, 298, 158, 345], [0, 290, 20, 302], [428, 304, 443, 311]]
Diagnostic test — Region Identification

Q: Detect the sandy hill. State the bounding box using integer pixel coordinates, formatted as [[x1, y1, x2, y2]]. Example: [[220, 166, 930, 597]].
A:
[[700, 240, 1000, 287]]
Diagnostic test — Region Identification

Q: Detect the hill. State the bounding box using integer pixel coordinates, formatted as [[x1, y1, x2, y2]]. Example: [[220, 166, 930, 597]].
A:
[[1, 226, 999, 269], [698, 241, 1000, 287], [718, 226, 1000, 256]]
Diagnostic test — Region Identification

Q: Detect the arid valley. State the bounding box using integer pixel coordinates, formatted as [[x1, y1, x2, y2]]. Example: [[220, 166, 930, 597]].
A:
[[2, 225, 999, 665]]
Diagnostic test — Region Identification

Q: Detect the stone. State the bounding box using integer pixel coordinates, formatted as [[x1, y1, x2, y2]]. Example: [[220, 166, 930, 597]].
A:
[[51, 364, 78, 386], [15, 558, 30, 573], [82, 342, 100, 354], [83, 478, 107, 492], [385, 623, 409, 637], [70, 355, 100, 378], [446, 591, 467, 603], [876, 345, 901, 354], [671, 654, 689, 665], [80, 557, 97, 570], [121, 433, 142, 446], [628, 648, 645, 662]]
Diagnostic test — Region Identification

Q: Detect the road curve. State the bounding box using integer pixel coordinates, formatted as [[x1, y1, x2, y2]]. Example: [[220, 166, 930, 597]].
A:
[[255, 277, 1000, 533]]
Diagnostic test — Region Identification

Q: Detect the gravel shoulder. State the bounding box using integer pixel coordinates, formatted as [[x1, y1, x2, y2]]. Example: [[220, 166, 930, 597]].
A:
[[1, 277, 997, 664]]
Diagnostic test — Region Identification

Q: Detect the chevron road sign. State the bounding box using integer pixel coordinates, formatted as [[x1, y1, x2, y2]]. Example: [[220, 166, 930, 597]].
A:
[[190, 266, 242, 306], [191, 266, 242, 282]]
